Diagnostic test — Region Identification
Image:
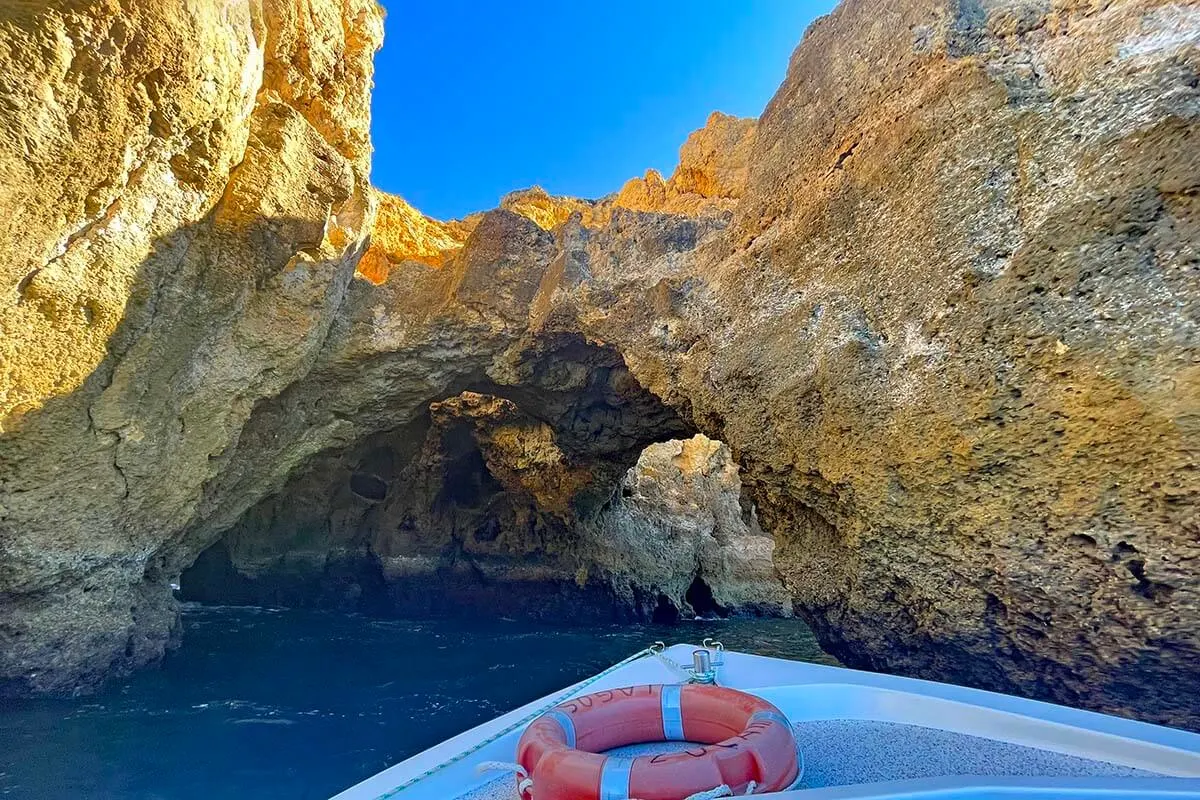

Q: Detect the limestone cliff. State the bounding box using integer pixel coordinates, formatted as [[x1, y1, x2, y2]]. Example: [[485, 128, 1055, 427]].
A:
[[1, 0, 1198, 733], [548, 0, 1200, 725], [356, 192, 472, 283], [0, 0, 383, 694]]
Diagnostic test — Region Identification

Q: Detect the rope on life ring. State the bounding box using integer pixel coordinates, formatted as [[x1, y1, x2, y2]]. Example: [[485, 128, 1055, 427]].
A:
[[475, 761, 533, 795]]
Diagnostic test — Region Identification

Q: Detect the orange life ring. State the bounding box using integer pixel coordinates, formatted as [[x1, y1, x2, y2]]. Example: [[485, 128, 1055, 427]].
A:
[[516, 683, 799, 799]]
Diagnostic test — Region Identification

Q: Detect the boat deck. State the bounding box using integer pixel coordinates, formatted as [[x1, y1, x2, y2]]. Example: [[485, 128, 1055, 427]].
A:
[[462, 718, 1155, 799], [335, 644, 1200, 800]]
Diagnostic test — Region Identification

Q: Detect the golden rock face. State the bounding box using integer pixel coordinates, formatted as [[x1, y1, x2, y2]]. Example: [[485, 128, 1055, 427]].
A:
[[616, 112, 756, 214], [0, 0, 383, 693], [0, 2, 260, 426], [357, 192, 471, 283], [359, 110, 758, 272], [671, 112, 756, 200], [354, 111, 756, 290], [2, 0, 1199, 733], [0, 0, 384, 427], [500, 187, 608, 231]]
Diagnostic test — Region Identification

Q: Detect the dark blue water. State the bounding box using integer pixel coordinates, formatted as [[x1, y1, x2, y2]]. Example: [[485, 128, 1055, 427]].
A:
[[0, 604, 835, 800]]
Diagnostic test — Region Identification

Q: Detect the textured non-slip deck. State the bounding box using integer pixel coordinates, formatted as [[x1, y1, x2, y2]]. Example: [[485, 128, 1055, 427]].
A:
[[456, 719, 1156, 799]]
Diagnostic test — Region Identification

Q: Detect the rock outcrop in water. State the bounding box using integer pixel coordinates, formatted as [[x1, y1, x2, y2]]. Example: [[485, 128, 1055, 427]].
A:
[[585, 435, 791, 619], [2, 0, 1198, 730]]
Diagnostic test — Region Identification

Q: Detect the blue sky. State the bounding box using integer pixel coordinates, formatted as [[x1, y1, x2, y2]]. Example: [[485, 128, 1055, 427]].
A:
[[370, 2, 838, 220]]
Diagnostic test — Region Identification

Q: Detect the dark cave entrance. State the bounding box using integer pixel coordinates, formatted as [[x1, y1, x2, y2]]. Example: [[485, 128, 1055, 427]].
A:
[[180, 334, 793, 626], [349, 472, 388, 502], [434, 422, 505, 511], [685, 574, 727, 619], [651, 594, 681, 624], [180, 335, 711, 623]]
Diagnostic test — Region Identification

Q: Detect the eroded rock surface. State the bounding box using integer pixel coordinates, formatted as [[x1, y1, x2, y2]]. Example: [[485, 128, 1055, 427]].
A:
[[1, 0, 1198, 731], [183, 417, 789, 622], [0, 0, 383, 694], [586, 435, 792, 619], [547, 0, 1200, 725]]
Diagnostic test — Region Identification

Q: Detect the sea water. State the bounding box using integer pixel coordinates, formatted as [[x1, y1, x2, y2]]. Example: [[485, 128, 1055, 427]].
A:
[[0, 604, 836, 799]]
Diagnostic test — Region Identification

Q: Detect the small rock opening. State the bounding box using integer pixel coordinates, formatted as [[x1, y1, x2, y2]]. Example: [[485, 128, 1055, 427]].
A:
[[433, 422, 504, 511], [685, 574, 726, 619], [651, 594, 680, 624]]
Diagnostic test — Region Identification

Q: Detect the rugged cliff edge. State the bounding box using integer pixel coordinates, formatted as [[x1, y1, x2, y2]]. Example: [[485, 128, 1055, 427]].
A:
[[2, 0, 1198, 729]]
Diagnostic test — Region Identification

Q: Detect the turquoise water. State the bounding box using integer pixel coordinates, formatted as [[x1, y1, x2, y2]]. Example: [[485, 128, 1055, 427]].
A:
[[0, 604, 835, 799]]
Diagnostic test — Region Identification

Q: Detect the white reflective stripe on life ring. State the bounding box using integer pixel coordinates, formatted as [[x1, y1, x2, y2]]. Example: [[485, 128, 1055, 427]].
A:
[[599, 756, 635, 800], [543, 709, 576, 748], [660, 684, 685, 740]]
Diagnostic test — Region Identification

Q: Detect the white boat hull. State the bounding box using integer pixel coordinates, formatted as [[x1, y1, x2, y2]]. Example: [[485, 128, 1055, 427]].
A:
[[333, 644, 1200, 799]]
